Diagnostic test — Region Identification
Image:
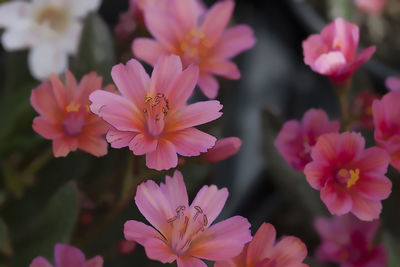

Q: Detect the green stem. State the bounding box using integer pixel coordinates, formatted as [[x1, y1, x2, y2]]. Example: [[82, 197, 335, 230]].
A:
[[333, 79, 352, 131], [22, 147, 53, 182]]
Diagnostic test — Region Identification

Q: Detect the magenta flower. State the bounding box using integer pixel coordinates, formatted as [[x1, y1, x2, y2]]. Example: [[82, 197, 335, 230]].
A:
[[201, 137, 242, 163], [31, 71, 111, 157], [314, 214, 387, 267], [351, 91, 380, 130], [132, 0, 256, 99], [215, 222, 308, 267], [274, 108, 340, 171], [124, 170, 252, 266], [385, 76, 400, 92], [304, 132, 392, 221], [354, 0, 386, 15], [90, 55, 223, 170], [372, 91, 400, 171], [29, 243, 103, 267], [302, 18, 376, 84]]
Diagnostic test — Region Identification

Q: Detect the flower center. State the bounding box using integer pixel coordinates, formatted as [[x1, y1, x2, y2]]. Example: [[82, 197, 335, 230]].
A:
[[337, 168, 360, 188], [35, 5, 68, 32], [166, 205, 208, 256], [143, 93, 169, 137], [179, 29, 211, 65], [63, 104, 87, 137]]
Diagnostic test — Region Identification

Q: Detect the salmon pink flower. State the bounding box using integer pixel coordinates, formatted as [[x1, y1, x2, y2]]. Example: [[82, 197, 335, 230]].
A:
[[31, 71, 111, 157], [302, 18, 376, 84], [214, 222, 308, 267], [304, 132, 391, 221], [274, 108, 340, 171], [354, 0, 386, 15], [132, 0, 256, 99], [90, 55, 223, 170], [385, 76, 400, 92], [314, 215, 387, 267], [372, 91, 400, 171], [124, 170, 252, 267], [30, 243, 103, 267], [201, 137, 242, 163]]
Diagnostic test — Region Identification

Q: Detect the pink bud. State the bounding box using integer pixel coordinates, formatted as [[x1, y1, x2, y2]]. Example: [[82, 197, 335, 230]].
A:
[[117, 240, 136, 256], [201, 137, 242, 163]]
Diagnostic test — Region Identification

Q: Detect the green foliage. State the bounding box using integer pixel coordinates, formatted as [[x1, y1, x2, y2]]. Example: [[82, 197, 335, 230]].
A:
[[384, 233, 400, 267]]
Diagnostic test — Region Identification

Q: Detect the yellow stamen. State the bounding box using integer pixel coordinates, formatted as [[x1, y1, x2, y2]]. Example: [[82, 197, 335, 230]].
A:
[[66, 104, 80, 112], [346, 168, 360, 188]]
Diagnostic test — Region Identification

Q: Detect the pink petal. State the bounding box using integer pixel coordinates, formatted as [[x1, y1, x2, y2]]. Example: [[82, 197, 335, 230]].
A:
[[111, 59, 150, 108], [30, 257, 53, 267], [129, 133, 157, 155], [351, 192, 382, 221], [354, 174, 391, 201], [385, 76, 400, 92], [53, 137, 78, 157], [132, 38, 168, 67], [202, 60, 241, 80], [301, 108, 340, 137], [124, 220, 163, 246], [177, 257, 207, 267], [30, 82, 61, 118], [84, 256, 103, 267], [145, 139, 178, 170], [189, 216, 252, 261], [89, 90, 144, 132], [144, 238, 177, 264], [81, 119, 109, 136], [73, 72, 102, 104], [304, 162, 331, 190], [50, 74, 68, 109], [166, 101, 222, 132], [246, 223, 276, 266], [302, 34, 325, 66], [313, 51, 346, 75], [321, 179, 352, 215], [106, 127, 136, 149], [190, 185, 228, 226], [78, 135, 108, 157], [54, 244, 86, 267], [212, 25, 256, 59], [150, 55, 182, 95], [356, 147, 390, 175], [170, 0, 199, 32], [198, 73, 220, 99], [159, 170, 189, 212], [32, 116, 64, 139], [201, 137, 242, 163], [200, 0, 234, 46], [310, 133, 337, 163], [268, 236, 308, 266], [347, 46, 376, 73], [135, 179, 175, 237], [336, 132, 365, 165], [166, 128, 216, 157], [166, 64, 199, 108]]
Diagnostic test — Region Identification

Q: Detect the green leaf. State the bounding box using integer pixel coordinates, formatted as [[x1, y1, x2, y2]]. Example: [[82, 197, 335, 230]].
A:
[[383, 233, 400, 267], [72, 13, 116, 83], [0, 219, 13, 257], [10, 181, 79, 267]]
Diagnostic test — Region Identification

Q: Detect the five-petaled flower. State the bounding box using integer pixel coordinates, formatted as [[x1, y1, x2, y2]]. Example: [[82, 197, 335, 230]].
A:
[[90, 55, 223, 171], [29, 243, 103, 267], [124, 170, 252, 267], [31, 70, 111, 157], [304, 132, 392, 221], [132, 0, 256, 99], [214, 222, 309, 267], [302, 18, 376, 84]]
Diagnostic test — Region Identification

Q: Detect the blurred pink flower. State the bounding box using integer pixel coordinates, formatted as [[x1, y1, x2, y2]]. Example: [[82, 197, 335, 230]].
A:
[[30, 243, 103, 267], [274, 108, 340, 171], [372, 90, 400, 171], [31, 71, 111, 157], [304, 132, 391, 221], [314, 214, 387, 267], [90, 55, 222, 170], [214, 222, 308, 267], [201, 137, 242, 163], [302, 18, 376, 84], [114, 3, 138, 41], [354, 0, 386, 15], [385, 76, 400, 92], [132, 0, 256, 99], [124, 170, 252, 266], [351, 91, 380, 130]]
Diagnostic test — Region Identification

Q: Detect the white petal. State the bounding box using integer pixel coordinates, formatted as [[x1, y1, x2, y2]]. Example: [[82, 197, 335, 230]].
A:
[[69, 0, 101, 18], [2, 29, 35, 50], [28, 43, 68, 80], [0, 2, 31, 28], [58, 21, 82, 53]]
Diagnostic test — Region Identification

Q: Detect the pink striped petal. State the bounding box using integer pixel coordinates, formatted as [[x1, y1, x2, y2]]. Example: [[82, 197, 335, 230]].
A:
[[177, 257, 207, 267], [124, 220, 162, 246], [351, 192, 382, 221], [203, 61, 241, 80], [189, 216, 252, 261], [304, 162, 331, 190], [268, 236, 308, 266], [356, 147, 390, 175], [54, 244, 86, 267], [321, 179, 352, 215], [150, 55, 182, 95], [311, 133, 337, 164], [190, 185, 228, 226], [167, 128, 216, 157], [32, 116, 64, 139], [31, 82, 62, 118], [53, 137, 78, 157], [84, 256, 103, 267], [50, 74, 68, 109], [247, 223, 276, 266], [159, 171, 189, 212], [78, 135, 108, 157], [166, 64, 199, 108], [30, 257, 53, 267], [81, 119, 109, 136], [354, 174, 391, 201], [170, 0, 199, 32], [167, 101, 222, 132], [144, 238, 176, 264], [106, 128, 136, 149], [336, 132, 365, 165], [129, 133, 157, 155], [145, 139, 178, 170], [111, 59, 149, 107], [132, 38, 168, 66]]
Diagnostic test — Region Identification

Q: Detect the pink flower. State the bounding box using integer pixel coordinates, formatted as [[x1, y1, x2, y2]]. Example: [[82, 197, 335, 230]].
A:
[[132, 0, 256, 99], [314, 214, 387, 267], [215, 222, 308, 267], [351, 91, 380, 130], [29, 243, 103, 267], [354, 0, 386, 15], [302, 18, 376, 84], [114, 2, 138, 41], [372, 91, 400, 171], [304, 132, 391, 221], [31, 71, 111, 157], [385, 76, 400, 92], [90, 55, 223, 171], [201, 137, 242, 163], [274, 108, 340, 171], [124, 170, 252, 267]]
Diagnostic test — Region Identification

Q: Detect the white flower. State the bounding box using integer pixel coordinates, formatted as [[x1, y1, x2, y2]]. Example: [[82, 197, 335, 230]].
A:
[[0, 0, 101, 80]]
